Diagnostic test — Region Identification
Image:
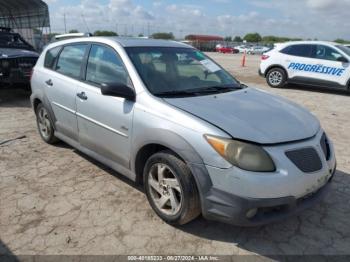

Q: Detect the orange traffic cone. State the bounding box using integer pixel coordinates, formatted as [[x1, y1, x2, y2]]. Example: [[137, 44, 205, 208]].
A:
[[241, 51, 246, 67]]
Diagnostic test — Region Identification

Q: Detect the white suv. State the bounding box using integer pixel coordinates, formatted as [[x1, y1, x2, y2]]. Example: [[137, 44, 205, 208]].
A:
[[259, 41, 350, 90]]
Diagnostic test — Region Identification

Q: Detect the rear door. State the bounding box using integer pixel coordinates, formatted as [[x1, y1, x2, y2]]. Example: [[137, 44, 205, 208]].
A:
[[44, 44, 89, 141], [76, 44, 135, 169]]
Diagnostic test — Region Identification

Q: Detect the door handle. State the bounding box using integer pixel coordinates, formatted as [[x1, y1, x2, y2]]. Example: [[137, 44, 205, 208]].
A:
[[77, 92, 88, 100], [45, 79, 53, 86]]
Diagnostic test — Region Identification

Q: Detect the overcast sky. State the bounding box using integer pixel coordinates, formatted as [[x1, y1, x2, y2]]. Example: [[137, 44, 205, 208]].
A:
[[47, 0, 350, 40]]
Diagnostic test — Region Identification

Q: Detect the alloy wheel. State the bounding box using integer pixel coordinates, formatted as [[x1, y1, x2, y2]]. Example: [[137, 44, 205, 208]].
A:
[[268, 71, 283, 86], [148, 163, 182, 216]]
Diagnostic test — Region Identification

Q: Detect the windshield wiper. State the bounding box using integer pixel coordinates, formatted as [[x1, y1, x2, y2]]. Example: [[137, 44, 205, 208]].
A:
[[186, 84, 242, 94], [154, 90, 197, 97], [154, 84, 243, 97]]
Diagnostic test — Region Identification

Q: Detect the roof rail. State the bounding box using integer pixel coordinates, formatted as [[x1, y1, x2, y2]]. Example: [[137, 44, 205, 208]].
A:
[[54, 32, 92, 40]]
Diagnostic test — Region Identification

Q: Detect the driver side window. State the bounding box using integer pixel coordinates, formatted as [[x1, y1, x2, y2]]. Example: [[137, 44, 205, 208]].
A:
[[314, 45, 343, 62]]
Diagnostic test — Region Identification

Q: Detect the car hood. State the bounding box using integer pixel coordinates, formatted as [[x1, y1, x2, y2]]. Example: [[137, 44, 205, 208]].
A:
[[0, 48, 38, 58], [164, 88, 320, 144]]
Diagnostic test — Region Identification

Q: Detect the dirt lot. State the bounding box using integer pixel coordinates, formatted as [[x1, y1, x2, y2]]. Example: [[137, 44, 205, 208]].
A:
[[1, 53, 350, 258]]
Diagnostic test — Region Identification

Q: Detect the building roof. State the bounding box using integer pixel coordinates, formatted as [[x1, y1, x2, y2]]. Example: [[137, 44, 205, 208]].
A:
[[185, 35, 224, 42], [0, 0, 50, 28]]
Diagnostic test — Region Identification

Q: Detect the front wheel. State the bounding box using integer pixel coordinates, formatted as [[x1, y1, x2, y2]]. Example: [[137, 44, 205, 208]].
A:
[[144, 150, 201, 225], [266, 68, 287, 88]]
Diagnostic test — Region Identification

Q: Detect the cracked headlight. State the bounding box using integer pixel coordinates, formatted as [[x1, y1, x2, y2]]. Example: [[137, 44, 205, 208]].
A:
[[204, 135, 276, 172]]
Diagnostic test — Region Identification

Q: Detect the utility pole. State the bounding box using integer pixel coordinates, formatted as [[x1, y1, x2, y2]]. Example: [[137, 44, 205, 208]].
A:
[[81, 14, 90, 33], [64, 13, 67, 33], [147, 22, 150, 37], [116, 23, 118, 35]]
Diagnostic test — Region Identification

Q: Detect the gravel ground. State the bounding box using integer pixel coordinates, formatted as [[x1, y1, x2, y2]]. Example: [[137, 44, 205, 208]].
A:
[[0, 53, 349, 258]]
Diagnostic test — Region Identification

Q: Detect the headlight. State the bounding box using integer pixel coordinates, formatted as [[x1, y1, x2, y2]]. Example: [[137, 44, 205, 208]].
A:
[[1, 60, 9, 68], [204, 135, 276, 172]]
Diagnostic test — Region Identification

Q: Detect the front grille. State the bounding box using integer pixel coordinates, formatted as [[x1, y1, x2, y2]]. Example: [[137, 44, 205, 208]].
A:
[[320, 133, 331, 161], [17, 57, 37, 68], [1, 57, 37, 69], [285, 147, 322, 173]]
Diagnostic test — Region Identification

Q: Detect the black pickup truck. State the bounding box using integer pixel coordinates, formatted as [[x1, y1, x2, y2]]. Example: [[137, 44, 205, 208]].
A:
[[0, 27, 39, 86]]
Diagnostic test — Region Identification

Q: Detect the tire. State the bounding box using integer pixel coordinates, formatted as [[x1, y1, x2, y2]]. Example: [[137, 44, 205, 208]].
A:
[[266, 68, 287, 88], [144, 150, 201, 225], [35, 103, 59, 144]]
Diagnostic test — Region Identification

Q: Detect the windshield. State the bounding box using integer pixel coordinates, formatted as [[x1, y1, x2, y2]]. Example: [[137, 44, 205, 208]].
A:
[[0, 33, 33, 50], [336, 45, 350, 57], [126, 47, 241, 97]]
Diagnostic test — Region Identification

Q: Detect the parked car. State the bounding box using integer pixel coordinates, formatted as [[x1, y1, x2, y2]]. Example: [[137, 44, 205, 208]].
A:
[[31, 37, 336, 226], [216, 45, 239, 54], [235, 45, 253, 54], [248, 46, 270, 55], [235, 45, 251, 53], [0, 27, 39, 86], [260, 41, 350, 89]]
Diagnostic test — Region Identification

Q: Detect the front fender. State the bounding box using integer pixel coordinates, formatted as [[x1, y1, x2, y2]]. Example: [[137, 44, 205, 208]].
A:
[[131, 128, 204, 168], [131, 128, 213, 205]]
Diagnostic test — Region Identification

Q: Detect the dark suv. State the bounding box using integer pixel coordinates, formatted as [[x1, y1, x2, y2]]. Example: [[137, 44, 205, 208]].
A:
[[0, 27, 39, 86]]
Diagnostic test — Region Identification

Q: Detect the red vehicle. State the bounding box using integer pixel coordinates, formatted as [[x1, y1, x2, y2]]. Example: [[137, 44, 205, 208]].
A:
[[216, 46, 239, 54]]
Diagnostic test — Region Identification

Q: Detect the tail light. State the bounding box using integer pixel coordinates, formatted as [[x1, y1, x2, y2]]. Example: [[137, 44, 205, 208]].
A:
[[261, 55, 270, 60]]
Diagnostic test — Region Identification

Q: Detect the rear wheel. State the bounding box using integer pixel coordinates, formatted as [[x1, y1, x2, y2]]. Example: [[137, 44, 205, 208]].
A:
[[266, 68, 287, 88], [144, 150, 200, 225], [35, 103, 58, 144]]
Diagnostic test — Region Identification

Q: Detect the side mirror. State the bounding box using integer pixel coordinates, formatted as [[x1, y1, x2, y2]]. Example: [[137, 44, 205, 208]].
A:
[[100, 82, 136, 101], [337, 56, 348, 63]]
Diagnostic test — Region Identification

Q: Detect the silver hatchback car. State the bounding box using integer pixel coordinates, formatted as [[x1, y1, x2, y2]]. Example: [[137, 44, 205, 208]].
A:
[[30, 37, 336, 226]]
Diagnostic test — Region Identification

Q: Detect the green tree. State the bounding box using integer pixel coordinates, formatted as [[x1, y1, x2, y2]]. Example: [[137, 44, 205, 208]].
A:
[[151, 32, 175, 40], [262, 35, 278, 43], [262, 35, 302, 44], [69, 29, 79, 33], [233, 36, 242, 42], [243, 33, 262, 43], [224, 36, 232, 42], [138, 33, 144, 37], [334, 39, 350, 44], [93, 30, 118, 36]]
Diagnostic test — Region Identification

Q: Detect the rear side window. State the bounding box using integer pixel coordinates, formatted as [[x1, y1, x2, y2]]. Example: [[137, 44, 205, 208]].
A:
[[86, 44, 129, 86], [281, 44, 312, 58], [56, 44, 88, 79], [44, 46, 61, 69]]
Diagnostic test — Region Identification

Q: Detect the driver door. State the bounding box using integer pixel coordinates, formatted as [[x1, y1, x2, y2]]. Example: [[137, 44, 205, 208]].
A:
[[76, 44, 135, 170], [311, 45, 350, 87]]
